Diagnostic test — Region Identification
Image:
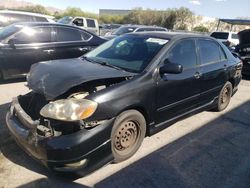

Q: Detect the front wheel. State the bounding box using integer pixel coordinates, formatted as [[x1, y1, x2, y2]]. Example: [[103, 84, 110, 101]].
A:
[[111, 110, 146, 163], [214, 81, 233, 111]]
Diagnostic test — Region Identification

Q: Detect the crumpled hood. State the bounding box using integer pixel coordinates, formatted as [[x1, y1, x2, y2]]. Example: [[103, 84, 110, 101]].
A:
[[238, 29, 250, 46], [27, 58, 135, 100]]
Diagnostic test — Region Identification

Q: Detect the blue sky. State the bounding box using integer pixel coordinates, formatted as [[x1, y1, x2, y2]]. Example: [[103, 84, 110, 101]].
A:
[[26, 0, 250, 18]]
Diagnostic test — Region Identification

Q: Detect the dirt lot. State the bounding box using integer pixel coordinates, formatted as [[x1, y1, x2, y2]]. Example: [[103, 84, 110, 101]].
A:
[[0, 78, 250, 188]]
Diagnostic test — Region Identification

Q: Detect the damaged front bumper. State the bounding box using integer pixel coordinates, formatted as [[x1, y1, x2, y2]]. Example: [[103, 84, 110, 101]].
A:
[[6, 97, 115, 175]]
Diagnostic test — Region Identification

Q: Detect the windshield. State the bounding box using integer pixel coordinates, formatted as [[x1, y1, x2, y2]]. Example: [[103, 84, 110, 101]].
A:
[[0, 24, 22, 41], [112, 26, 137, 36], [57, 16, 73, 24], [211, 32, 229, 40], [85, 35, 169, 73]]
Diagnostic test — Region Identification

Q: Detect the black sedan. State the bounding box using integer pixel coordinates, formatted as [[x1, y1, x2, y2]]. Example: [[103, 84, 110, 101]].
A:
[[0, 22, 106, 80], [6, 32, 242, 176]]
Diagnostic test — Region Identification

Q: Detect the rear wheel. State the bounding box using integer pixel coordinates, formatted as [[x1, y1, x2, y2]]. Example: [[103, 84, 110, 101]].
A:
[[214, 81, 233, 111], [111, 110, 146, 163]]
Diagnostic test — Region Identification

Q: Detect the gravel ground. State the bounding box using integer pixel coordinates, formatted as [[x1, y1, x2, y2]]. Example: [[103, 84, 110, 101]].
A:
[[0, 78, 250, 188]]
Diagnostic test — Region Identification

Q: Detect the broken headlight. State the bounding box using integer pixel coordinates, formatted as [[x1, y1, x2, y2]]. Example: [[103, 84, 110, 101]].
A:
[[40, 99, 97, 121]]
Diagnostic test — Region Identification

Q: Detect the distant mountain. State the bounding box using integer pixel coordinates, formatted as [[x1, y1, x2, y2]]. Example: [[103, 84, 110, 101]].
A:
[[0, 0, 62, 14]]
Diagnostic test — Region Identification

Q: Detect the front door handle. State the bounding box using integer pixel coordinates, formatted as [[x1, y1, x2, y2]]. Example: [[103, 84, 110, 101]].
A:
[[194, 72, 202, 79], [43, 49, 54, 54], [79, 47, 90, 52]]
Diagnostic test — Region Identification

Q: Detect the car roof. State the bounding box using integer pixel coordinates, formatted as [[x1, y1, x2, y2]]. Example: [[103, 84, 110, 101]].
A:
[[0, 10, 54, 19], [121, 25, 166, 29], [11, 22, 82, 28], [211, 31, 237, 34], [126, 31, 211, 40]]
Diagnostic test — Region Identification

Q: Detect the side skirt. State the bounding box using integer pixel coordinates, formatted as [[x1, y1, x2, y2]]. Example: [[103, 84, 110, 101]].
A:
[[149, 97, 218, 136]]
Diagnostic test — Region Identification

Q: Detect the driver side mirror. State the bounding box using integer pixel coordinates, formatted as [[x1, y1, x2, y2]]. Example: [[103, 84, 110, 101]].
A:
[[8, 38, 17, 49], [159, 59, 183, 75]]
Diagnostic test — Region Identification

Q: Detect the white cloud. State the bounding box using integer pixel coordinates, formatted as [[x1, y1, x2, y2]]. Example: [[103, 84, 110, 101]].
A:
[[189, 0, 201, 5]]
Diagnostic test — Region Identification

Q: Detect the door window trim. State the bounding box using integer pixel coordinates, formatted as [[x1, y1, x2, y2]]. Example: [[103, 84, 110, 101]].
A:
[[161, 38, 199, 71], [52, 25, 93, 43], [4, 25, 53, 45], [197, 38, 227, 67]]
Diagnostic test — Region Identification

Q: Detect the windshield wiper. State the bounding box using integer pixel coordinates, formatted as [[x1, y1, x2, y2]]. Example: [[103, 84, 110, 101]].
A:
[[98, 61, 124, 71], [82, 56, 125, 71]]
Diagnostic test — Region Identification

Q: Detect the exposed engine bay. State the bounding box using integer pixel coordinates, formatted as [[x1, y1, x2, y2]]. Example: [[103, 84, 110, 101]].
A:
[[18, 77, 129, 138]]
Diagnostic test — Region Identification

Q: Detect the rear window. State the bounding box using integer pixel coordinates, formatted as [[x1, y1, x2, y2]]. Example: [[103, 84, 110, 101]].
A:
[[86, 19, 96, 28], [211, 32, 229, 40], [231, 34, 239, 39], [34, 16, 48, 22]]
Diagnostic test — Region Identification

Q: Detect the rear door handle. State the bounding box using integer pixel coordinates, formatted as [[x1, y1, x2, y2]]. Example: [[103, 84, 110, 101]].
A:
[[43, 49, 54, 54], [194, 72, 202, 79]]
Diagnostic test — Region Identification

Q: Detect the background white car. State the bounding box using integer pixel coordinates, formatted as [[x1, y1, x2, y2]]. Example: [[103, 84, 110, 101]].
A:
[[211, 31, 239, 46]]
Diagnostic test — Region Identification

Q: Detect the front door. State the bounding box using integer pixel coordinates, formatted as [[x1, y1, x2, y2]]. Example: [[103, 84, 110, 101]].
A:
[[155, 38, 202, 124], [1, 26, 54, 78]]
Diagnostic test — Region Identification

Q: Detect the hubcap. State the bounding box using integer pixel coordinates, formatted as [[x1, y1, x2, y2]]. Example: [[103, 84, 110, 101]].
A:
[[114, 121, 139, 151], [221, 86, 229, 104]]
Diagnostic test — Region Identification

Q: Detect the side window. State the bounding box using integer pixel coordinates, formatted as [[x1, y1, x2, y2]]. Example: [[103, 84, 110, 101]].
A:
[[73, 18, 84, 27], [136, 28, 146, 32], [34, 16, 48, 22], [219, 46, 227, 60], [167, 39, 197, 69], [80, 31, 92, 40], [198, 39, 221, 65], [86, 19, 96, 28], [55, 27, 82, 42], [155, 28, 166, 31], [14, 26, 52, 44]]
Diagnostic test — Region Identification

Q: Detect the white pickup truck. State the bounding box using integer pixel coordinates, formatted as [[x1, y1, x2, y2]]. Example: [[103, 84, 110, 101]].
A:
[[58, 16, 99, 35]]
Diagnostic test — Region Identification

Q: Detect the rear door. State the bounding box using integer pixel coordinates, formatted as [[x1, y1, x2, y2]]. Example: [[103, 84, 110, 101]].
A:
[[197, 38, 228, 104], [2, 26, 54, 75], [155, 38, 202, 124], [52, 26, 94, 59]]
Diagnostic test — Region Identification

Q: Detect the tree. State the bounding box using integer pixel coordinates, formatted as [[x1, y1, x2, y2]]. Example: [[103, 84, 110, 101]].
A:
[[55, 7, 98, 19], [193, 25, 209, 32], [175, 7, 193, 30]]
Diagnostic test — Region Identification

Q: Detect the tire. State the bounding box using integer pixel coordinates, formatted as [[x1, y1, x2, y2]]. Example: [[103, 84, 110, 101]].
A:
[[214, 81, 233, 111], [111, 110, 146, 163]]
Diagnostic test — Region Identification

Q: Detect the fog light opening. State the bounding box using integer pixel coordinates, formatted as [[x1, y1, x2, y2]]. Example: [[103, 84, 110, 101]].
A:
[[54, 159, 88, 171]]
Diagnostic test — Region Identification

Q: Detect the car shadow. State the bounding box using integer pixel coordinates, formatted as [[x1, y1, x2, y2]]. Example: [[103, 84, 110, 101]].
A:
[[16, 178, 90, 188], [95, 100, 250, 188], [0, 77, 26, 85], [1, 100, 250, 187], [242, 75, 250, 80]]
